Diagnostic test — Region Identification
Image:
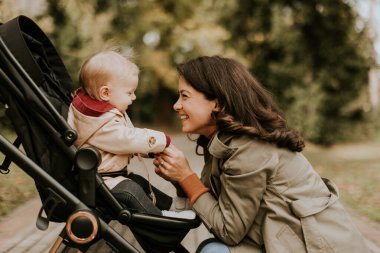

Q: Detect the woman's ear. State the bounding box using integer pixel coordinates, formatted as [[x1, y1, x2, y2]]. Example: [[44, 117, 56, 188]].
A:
[[99, 85, 110, 101], [212, 99, 221, 112]]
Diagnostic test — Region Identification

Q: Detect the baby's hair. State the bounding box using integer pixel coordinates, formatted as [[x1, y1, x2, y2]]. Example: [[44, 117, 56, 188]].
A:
[[104, 45, 137, 60], [79, 47, 139, 98]]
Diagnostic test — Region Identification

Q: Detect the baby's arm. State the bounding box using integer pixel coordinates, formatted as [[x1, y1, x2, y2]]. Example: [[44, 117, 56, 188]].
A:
[[89, 118, 170, 155]]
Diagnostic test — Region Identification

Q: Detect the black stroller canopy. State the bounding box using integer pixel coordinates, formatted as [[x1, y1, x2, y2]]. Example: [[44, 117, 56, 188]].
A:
[[0, 15, 72, 96], [0, 15, 74, 131]]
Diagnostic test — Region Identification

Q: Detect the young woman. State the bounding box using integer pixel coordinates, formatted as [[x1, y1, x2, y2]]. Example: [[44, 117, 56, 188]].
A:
[[154, 56, 370, 253]]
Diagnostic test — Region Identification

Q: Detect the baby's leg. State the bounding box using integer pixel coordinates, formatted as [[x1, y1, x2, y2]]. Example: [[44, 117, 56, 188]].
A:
[[112, 178, 162, 215], [127, 173, 173, 210]]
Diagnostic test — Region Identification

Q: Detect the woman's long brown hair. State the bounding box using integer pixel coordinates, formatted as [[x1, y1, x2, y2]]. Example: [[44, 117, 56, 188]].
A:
[[177, 56, 305, 152]]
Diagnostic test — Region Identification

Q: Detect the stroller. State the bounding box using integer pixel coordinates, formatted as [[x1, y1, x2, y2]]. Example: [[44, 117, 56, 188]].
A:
[[0, 15, 200, 253]]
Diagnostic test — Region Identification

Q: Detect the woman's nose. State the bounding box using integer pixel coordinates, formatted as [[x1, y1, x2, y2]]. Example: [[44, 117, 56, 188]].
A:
[[173, 99, 182, 111]]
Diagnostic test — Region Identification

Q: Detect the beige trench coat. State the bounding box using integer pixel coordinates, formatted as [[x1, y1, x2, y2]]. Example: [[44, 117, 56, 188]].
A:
[[192, 133, 370, 253]]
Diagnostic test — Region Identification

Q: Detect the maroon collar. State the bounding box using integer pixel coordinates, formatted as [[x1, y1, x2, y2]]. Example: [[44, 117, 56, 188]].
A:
[[72, 89, 115, 117]]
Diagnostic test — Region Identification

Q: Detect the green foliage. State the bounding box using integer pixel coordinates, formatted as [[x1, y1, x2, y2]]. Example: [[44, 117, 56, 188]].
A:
[[220, 0, 375, 144], [0, 0, 377, 145], [36, 0, 229, 124]]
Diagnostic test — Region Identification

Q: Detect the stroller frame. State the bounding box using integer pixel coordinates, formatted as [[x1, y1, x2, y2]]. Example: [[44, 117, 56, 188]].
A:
[[0, 15, 199, 253]]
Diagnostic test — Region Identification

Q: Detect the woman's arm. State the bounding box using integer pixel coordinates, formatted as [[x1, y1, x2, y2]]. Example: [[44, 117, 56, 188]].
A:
[[156, 142, 273, 246], [194, 145, 273, 245]]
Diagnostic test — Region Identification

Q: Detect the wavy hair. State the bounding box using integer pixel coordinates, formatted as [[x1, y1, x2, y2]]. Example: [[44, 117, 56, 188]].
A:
[[177, 56, 305, 152]]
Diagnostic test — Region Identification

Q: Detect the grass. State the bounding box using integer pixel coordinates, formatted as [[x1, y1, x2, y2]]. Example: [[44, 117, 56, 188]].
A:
[[0, 131, 37, 217], [0, 162, 37, 216], [304, 141, 380, 222]]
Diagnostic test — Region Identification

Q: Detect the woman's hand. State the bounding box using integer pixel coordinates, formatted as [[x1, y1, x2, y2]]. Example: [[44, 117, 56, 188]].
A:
[[153, 144, 194, 183]]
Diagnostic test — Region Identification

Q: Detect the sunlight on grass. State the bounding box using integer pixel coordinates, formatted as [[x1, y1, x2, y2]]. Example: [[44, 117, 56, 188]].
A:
[[0, 162, 37, 216], [0, 131, 38, 217], [304, 142, 380, 222]]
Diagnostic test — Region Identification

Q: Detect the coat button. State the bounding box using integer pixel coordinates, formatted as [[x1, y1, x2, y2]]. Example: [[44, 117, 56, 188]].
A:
[[148, 136, 156, 146]]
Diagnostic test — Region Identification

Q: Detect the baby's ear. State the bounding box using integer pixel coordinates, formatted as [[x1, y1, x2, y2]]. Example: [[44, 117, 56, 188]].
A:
[[99, 85, 110, 101]]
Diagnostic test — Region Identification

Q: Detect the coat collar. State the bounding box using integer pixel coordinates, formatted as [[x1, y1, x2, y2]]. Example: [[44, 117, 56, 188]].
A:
[[207, 132, 236, 159], [72, 89, 115, 117]]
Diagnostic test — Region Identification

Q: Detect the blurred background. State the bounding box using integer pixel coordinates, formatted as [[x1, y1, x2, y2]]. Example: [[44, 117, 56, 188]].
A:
[[0, 0, 379, 227], [1, 0, 380, 143]]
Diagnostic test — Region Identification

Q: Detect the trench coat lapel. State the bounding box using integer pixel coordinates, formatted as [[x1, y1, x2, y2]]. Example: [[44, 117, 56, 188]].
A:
[[207, 133, 236, 197]]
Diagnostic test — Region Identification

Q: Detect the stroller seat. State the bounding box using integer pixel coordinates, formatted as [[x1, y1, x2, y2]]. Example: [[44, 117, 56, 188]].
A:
[[0, 15, 200, 253]]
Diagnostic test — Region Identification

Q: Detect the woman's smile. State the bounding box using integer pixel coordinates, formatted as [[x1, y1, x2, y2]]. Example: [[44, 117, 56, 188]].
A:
[[179, 114, 189, 120]]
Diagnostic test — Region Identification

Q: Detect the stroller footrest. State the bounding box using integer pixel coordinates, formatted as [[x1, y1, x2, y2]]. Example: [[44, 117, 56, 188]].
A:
[[129, 212, 201, 229]]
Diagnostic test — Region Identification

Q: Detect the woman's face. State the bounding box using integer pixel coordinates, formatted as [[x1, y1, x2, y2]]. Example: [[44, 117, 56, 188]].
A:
[[173, 77, 218, 138]]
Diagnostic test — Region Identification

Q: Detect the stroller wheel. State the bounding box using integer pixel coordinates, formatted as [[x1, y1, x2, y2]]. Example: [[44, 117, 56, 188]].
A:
[[66, 211, 99, 244]]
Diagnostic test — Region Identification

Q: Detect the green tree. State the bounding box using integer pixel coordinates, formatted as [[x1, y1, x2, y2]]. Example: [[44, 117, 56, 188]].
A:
[[108, 0, 230, 126], [38, 0, 229, 127], [220, 0, 374, 144], [1, 0, 376, 144]]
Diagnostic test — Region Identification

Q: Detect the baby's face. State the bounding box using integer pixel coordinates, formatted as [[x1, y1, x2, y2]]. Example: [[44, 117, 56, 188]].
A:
[[107, 75, 138, 112]]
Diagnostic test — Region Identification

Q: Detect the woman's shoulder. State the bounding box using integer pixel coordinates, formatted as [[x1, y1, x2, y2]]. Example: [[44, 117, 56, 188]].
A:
[[225, 134, 310, 175], [230, 134, 278, 151], [214, 133, 276, 161], [229, 134, 305, 163], [214, 132, 301, 158]]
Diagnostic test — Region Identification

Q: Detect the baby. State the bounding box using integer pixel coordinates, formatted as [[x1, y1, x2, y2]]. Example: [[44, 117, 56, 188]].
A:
[[67, 49, 194, 219]]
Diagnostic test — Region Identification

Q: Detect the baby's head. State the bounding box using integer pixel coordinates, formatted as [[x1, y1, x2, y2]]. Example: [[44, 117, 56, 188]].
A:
[[79, 50, 139, 112]]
